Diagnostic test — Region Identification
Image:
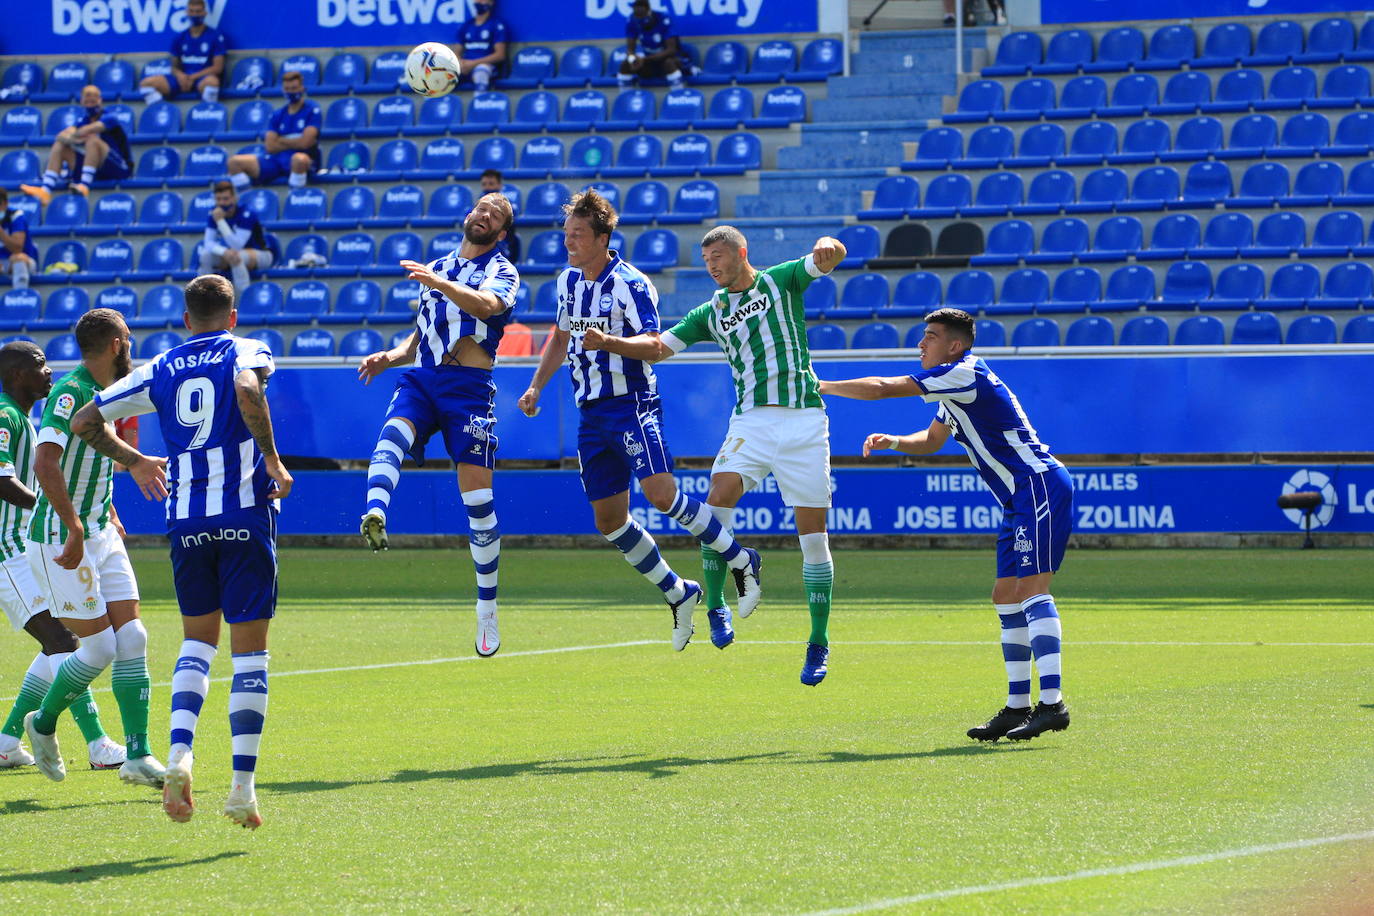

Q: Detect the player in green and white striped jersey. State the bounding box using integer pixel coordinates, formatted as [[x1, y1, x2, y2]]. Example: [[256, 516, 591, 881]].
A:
[[0, 341, 121, 770], [23, 310, 165, 789], [583, 226, 847, 685]]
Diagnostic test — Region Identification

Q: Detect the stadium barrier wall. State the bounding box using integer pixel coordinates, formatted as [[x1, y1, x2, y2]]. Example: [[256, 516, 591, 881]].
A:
[[8, 0, 819, 56], [112, 464, 1374, 536], [1042, 0, 1374, 24], [131, 351, 1374, 460]]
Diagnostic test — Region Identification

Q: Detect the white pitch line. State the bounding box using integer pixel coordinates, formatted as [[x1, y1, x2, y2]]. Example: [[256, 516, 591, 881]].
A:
[[797, 829, 1374, 916]]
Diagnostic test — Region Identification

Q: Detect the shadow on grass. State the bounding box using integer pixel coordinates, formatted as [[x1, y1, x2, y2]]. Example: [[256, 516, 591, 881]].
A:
[[1361, 704, 1374, 711], [0, 797, 149, 816], [0, 851, 246, 885], [805, 744, 1042, 765]]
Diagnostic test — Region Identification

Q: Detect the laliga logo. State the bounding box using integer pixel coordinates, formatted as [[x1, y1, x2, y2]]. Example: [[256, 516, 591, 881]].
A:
[[1281, 469, 1335, 528]]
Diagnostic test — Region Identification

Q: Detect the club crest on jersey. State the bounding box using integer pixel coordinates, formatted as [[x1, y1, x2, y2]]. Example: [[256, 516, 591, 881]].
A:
[[622, 431, 644, 457], [53, 393, 76, 420], [599, 293, 614, 310], [470, 270, 485, 284], [1013, 525, 1032, 553], [82, 597, 98, 612], [0, 428, 9, 453]]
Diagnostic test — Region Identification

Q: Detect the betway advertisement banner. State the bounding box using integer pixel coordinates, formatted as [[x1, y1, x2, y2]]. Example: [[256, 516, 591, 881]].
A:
[[1043, 0, 1374, 24], [112, 465, 1374, 536], [6, 0, 814, 56]]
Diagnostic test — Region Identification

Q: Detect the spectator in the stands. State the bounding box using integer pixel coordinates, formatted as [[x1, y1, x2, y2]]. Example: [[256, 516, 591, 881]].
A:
[[199, 180, 272, 293], [20, 85, 132, 206], [944, 0, 1004, 27], [452, 0, 510, 93], [479, 169, 521, 263], [226, 71, 321, 190], [138, 0, 227, 104], [618, 0, 686, 90], [0, 188, 38, 290]]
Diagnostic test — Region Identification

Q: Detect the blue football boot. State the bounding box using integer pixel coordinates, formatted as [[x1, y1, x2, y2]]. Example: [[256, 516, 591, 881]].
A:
[[800, 642, 829, 686]]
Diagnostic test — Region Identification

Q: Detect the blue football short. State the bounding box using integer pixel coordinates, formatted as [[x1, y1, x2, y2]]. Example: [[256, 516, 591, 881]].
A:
[[73, 148, 131, 182], [996, 465, 1074, 579], [387, 365, 497, 468], [256, 148, 317, 184], [577, 391, 674, 502], [169, 504, 278, 624]]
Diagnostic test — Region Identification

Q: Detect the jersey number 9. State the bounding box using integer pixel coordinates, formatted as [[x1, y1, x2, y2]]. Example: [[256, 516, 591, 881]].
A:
[[175, 377, 216, 449]]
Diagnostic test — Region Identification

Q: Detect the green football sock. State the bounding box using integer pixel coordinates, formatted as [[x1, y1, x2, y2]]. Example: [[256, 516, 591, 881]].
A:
[[111, 657, 151, 759], [1, 659, 51, 740], [33, 653, 103, 735], [803, 561, 833, 647], [701, 546, 728, 609], [67, 690, 108, 744]]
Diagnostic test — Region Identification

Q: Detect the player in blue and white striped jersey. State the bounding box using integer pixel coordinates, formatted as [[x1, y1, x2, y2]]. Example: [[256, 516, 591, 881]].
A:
[[820, 307, 1073, 742], [517, 191, 760, 652], [358, 194, 519, 659], [71, 274, 292, 829], [198, 180, 272, 294]]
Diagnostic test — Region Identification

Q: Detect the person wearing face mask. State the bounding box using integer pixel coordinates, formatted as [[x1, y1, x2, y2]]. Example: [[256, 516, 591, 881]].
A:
[[0, 189, 39, 291], [20, 85, 132, 206], [137, 0, 227, 105], [198, 180, 272, 293], [618, 0, 689, 91], [451, 0, 510, 93], [224, 72, 321, 191]]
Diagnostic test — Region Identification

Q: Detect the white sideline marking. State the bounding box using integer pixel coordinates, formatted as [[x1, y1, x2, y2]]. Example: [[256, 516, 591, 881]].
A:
[[797, 829, 1374, 915]]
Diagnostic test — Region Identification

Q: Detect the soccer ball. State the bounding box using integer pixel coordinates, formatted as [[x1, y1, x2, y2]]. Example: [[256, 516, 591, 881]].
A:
[[404, 42, 461, 98]]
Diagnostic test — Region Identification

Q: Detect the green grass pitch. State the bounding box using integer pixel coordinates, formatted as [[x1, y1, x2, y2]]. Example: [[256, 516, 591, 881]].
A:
[[1, 546, 1371, 913]]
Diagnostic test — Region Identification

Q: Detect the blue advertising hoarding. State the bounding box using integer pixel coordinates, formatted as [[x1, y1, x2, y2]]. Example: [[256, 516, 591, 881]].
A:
[[112, 465, 1374, 536], [1043, 0, 1374, 25], [5, 0, 816, 56]]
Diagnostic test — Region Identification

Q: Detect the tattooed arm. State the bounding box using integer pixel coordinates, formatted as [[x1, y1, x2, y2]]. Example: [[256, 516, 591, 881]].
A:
[[72, 402, 168, 501], [236, 367, 293, 500]]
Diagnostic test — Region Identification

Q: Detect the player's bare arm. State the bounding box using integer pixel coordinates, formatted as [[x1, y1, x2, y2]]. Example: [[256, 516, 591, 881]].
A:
[[518, 327, 571, 417], [263, 130, 285, 154], [0, 475, 37, 511], [400, 259, 505, 320], [358, 329, 419, 384], [811, 236, 847, 274], [72, 402, 169, 501], [34, 442, 86, 569], [862, 418, 951, 457], [581, 327, 674, 362], [236, 368, 293, 500], [818, 375, 923, 400]]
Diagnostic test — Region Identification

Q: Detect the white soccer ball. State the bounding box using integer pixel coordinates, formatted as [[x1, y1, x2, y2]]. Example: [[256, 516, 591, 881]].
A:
[[404, 42, 461, 98]]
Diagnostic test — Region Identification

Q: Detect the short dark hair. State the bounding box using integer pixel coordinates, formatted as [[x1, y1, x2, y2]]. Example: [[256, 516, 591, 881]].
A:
[[185, 274, 236, 323], [923, 307, 976, 346], [0, 187, 8, 206], [75, 308, 128, 357], [701, 225, 747, 251], [0, 341, 42, 387], [562, 189, 618, 239], [480, 168, 503, 183], [632, 0, 649, 8], [213, 179, 234, 194], [282, 69, 304, 84]]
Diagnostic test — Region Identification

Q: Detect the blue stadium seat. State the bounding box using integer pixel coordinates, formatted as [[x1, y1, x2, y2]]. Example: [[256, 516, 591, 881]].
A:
[[605, 89, 655, 130], [138, 284, 184, 326], [133, 146, 179, 183], [1104, 73, 1159, 117], [1318, 65, 1371, 107], [468, 91, 511, 126], [0, 107, 42, 140], [613, 134, 663, 176], [999, 78, 1055, 120], [226, 100, 273, 141], [1302, 17, 1357, 64], [1231, 311, 1281, 344], [1125, 165, 1181, 208], [1085, 26, 1145, 73], [1048, 75, 1107, 119], [376, 184, 424, 225], [183, 102, 227, 139], [523, 230, 567, 272], [412, 96, 463, 136], [1119, 314, 1169, 346], [652, 88, 706, 128], [669, 180, 719, 221], [281, 187, 327, 226], [1066, 315, 1114, 346], [1274, 112, 1331, 157], [365, 51, 407, 93], [1246, 211, 1305, 258], [519, 136, 565, 172], [806, 323, 846, 350], [328, 186, 376, 226], [832, 273, 888, 319], [227, 56, 274, 94], [551, 45, 604, 88], [1163, 115, 1222, 162], [1174, 314, 1224, 345], [1197, 22, 1251, 68], [889, 272, 941, 318], [1026, 217, 1088, 264], [339, 329, 385, 358], [277, 54, 320, 88], [632, 229, 679, 272], [1210, 263, 1265, 310], [44, 334, 82, 361], [417, 138, 465, 177], [1285, 160, 1343, 207], [1208, 69, 1265, 113], [102, 104, 135, 137], [1085, 216, 1143, 261], [37, 60, 89, 102], [44, 287, 88, 325], [425, 232, 463, 261], [908, 127, 963, 169], [1231, 161, 1288, 208], [743, 40, 797, 82], [1182, 161, 1232, 206], [582, 180, 620, 210], [383, 280, 421, 315], [1021, 169, 1076, 214], [1266, 262, 1320, 310], [283, 280, 330, 317], [851, 322, 900, 350], [0, 289, 41, 326], [45, 194, 89, 229], [511, 91, 558, 130], [183, 144, 228, 179], [0, 150, 40, 184], [1037, 29, 1093, 75], [1060, 120, 1117, 166], [1306, 210, 1363, 257], [1011, 317, 1060, 347], [663, 133, 712, 174], [133, 238, 183, 278], [987, 31, 1043, 76], [89, 239, 134, 276], [322, 52, 367, 93], [1155, 71, 1211, 115], [974, 219, 1033, 266], [1247, 21, 1303, 67], [1343, 314, 1374, 343], [1102, 264, 1156, 310], [334, 280, 382, 316], [1159, 260, 1211, 307], [1320, 262, 1374, 309], [835, 225, 879, 269], [0, 63, 43, 100], [994, 268, 1050, 314], [388, 329, 413, 349], [91, 193, 136, 228], [43, 240, 88, 273], [244, 329, 285, 354], [370, 96, 415, 135], [46, 104, 83, 136], [961, 125, 1014, 169], [704, 87, 755, 128], [561, 90, 608, 129], [913, 173, 971, 218], [1144, 24, 1197, 69], [797, 38, 843, 80], [1118, 118, 1170, 163], [700, 41, 748, 82], [1195, 212, 1253, 258], [717, 131, 763, 174], [1050, 266, 1102, 309], [525, 281, 558, 323], [524, 181, 571, 221], [505, 47, 556, 88], [290, 329, 335, 357], [239, 281, 283, 319], [1011, 123, 1066, 169], [858, 176, 919, 220], [323, 98, 368, 135], [947, 80, 1004, 122], [621, 180, 670, 224], [1257, 66, 1317, 110], [377, 231, 423, 266], [1343, 159, 1374, 206], [331, 232, 376, 268], [471, 137, 517, 173], [946, 270, 995, 312], [1285, 314, 1336, 345], [139, 332, 182, 359], [185, 190, 218, 227], [966, 171, 1022, 216]]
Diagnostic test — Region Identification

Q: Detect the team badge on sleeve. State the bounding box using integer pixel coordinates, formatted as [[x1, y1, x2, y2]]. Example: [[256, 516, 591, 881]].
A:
[[53, 393, 76, 420], [0, 428, 9, 452]]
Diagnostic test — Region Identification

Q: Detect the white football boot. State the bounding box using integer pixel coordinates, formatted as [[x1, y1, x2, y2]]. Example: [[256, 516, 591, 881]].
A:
[[224, 782, 262, 830], [24, 712, 64, 781], [476, 608, 500, 657], [0, 741, 34, 768], [120, 754, 167, 789], [88, 735, 127, 769], [668, 581, 702, 651], [360, 512, 388, 551], [163, 750, 195, 823]]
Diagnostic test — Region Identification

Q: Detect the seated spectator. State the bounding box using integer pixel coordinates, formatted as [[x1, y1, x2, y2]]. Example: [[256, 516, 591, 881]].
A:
[[138, 0, 227, 104], [452, 0, 510, 93], [198, 179, 272, 292], [618, 0, 687, 90], [20, 85, 132, 205], [226, 71, 321, 190], [480, 169, 521, 263], [0, 188, 38, 289]]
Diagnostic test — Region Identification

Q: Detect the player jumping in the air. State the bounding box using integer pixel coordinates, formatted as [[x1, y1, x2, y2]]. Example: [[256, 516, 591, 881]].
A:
[[357, 194, 520, 658], [73, 274, 292, 828], [22, 310, 163, 787], [819, 308, 1073, 741], [582, 227, 845, 685], [517, 191, 761, 650]]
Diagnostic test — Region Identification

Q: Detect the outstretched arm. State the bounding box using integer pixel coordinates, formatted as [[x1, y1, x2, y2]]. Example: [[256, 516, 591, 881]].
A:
[[401, 259, 505, 320], [863, 417, 951, 458], [72, 402, 168, 500], [358, 329, 419, 384], [236, 368, 293, 500], [581, 327, 674, 363], [811, 235, 847, 274], [518, 327, 570, 417], [818, 375, 924, 401]]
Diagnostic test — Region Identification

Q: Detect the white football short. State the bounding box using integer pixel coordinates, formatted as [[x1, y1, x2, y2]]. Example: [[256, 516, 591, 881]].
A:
[[0, 551, 49, 630], [28, 524, 139, 620], [711, 406, 832, 508]]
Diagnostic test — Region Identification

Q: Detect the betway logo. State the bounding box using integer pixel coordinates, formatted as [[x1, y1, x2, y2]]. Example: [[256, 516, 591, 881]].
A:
[[527, 140, 560, 153], [679, 187, 715, 200], [671, 139, 707, 154], [103, 291, 136, 305], [317, 0, 464, 28], [101, 198, 134, 209], [718, 294, 770, 332], [386, 190, 421, 202], [190, 150, 223, 163], [472, 97, 505, 110], [338, 239, 372, 252], [96, 244, 129, 258], [757, 44, 791, 59], [586, 0, 765, 28], [568, 96, 603, 109], [293, 287, 326, 300], [54, 0, 227, 36], [377, 100, 411, 115]]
